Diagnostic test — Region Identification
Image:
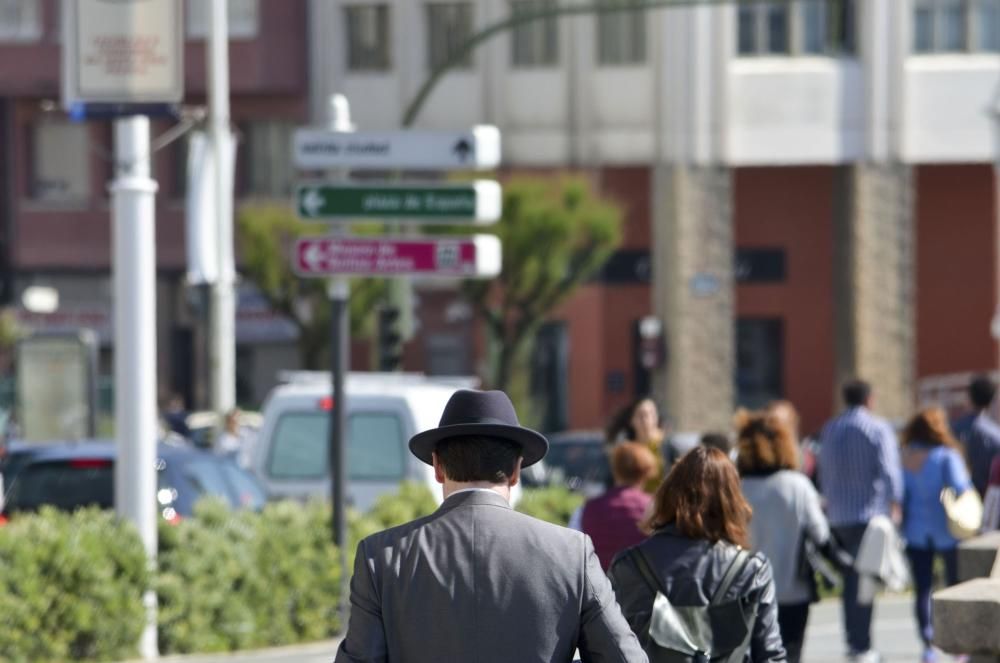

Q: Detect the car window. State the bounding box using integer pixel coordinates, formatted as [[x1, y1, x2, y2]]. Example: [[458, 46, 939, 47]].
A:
[[179, 458, 237, 506], [347, 413, 405, 480], [268, 412, 328, 479], [5, 460, 114, 512], [267, 411, 406, 481], [219, 462, 267, 509], [546, 442, 610, 484]]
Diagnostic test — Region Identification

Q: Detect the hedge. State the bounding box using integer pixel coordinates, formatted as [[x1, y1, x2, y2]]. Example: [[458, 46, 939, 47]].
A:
[[0, 507, 149, 663], [0, 484, 579, 662]]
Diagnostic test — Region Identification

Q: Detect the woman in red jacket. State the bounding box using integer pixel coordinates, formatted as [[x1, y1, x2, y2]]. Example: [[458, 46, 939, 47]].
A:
[[581, 442, 657, 570]]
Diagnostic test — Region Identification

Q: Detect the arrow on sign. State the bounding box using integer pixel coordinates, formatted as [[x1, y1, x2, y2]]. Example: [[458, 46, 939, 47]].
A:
[[453, 138, 473, 163], [302, 241, 324, 272], [301, 188, 325, 217]]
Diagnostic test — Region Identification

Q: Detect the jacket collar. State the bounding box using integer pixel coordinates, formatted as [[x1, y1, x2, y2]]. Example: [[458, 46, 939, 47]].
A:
[[438, 488, 512, 513]]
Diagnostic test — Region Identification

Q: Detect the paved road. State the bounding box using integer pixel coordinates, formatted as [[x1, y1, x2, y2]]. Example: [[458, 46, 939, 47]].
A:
[[123, 595, 922, 662]]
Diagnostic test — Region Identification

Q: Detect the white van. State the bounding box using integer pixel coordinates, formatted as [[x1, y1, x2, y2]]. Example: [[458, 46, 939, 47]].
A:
[[250, 372, 521, 511]]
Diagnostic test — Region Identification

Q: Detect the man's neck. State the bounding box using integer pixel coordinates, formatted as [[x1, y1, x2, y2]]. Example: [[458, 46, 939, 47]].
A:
[[443, 481, 510, 502]]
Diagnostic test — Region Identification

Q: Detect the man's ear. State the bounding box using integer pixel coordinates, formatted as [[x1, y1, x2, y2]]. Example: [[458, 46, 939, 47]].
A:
[[509, 457, 523, 487], [432, 452, 446, 485]]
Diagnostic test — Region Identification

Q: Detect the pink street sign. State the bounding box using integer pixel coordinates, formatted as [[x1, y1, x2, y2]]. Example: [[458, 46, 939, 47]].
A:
[[293, 236, 501, 279]]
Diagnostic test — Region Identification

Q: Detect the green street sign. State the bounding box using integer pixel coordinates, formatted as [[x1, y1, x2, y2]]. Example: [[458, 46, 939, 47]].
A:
[[296, 181, 501, 224]]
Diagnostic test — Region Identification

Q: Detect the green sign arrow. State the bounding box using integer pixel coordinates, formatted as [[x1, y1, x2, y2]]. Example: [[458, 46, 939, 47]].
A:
[[296, 181, 501, 224]]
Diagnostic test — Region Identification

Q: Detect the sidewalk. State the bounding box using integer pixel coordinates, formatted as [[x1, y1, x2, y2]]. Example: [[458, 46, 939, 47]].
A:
[[118, 639, 341, 663], [119, 595, 921, 662]]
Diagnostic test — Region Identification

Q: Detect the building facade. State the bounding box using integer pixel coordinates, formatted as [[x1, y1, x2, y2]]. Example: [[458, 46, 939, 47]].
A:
[[2, 0, 997, 435], [310, 0, 1000, 433], [0, 0, 310, 409]]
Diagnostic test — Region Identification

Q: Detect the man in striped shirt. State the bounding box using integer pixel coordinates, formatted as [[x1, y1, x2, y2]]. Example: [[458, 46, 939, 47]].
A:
[[818, 379, 904, 663]]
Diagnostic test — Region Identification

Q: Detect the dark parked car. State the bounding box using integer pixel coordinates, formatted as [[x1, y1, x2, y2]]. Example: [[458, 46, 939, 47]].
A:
[[523, 431, 611, 496], [0, 440, 266, 521]]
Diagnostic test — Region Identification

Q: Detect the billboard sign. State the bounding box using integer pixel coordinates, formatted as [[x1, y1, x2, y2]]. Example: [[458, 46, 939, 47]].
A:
[[62, 0, 184, 107]]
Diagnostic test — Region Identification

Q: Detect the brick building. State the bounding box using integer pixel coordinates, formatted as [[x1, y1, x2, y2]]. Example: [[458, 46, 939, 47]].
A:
[[1, 0, 310, 408]]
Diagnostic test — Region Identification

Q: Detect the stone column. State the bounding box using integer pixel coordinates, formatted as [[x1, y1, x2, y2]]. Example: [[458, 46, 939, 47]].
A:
[[652, 165, 734, 431], [833, 163, 916, 421]]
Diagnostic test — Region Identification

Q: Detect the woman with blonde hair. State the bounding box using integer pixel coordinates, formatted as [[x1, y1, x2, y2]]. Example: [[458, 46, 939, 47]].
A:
[[901, 408, 974, 663], [736, 410, 829, 663]]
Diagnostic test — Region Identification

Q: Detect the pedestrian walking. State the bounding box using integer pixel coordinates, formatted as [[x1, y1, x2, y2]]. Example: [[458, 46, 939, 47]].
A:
[[606, 396, 668, 491], [736, 410, 830, 663], [335, 389, 647, 663], [215, 408, 248, 466], [580, 442, 656, 570], [900, 408, 974, 663], [608, 446, 787, 663], [951, 375, 1000, 498], [984, 455, 1000, 531], [817, 379, 903, 663]]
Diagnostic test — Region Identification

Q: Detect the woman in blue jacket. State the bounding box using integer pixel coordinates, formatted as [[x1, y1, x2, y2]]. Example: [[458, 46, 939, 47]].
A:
[[901, 407, 973, 663]]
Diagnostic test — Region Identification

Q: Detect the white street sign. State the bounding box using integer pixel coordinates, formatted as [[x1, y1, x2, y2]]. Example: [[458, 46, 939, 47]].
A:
[[293, 125, 501, 171], [62, 0, 184, 108]]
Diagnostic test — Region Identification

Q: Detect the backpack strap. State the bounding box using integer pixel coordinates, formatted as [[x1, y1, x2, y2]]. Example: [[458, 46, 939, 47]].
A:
[[628, 546, 666, 596], [710, 547, 751, 606]]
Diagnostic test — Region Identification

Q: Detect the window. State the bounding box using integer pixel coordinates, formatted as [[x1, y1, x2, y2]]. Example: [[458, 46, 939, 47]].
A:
[[345, 4, 391, 71], [244, 121, 294, 198], [5, 461, 114, 513], [427, 2, 474, 69], [268, 412, 327, 479], [186, 0, 259, 40], [31, 120, 90, 203], [347, 413, 405, 480], [738, 0, 855, 56], [0, 0, 41, 42], [510, 0, 558, 67], [735, 318, 784, 410], [267, 411, 406, 481], [914, 0, 1000, 53], [596, 0, 646, 65]]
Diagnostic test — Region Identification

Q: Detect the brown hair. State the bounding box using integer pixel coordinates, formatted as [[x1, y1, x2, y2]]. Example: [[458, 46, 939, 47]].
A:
[[643, 446, 752, 547], [735, 410, 800, 476], [902, 407, 961, 450], [610, 442, 658, 487]]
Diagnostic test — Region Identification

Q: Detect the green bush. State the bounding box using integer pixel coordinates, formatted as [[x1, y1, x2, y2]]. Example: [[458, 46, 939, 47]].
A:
[[515, 486, 584, 526], [0, 507, 149, 663], [157, 498, 341, 655], [0, 482, 587, 661]]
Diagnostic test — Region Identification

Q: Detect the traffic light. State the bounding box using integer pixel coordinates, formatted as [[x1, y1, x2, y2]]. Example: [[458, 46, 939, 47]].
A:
[[377, 306, 403, 372]]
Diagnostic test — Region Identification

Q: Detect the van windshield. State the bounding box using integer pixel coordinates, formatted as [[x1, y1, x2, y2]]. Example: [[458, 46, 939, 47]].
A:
[[267, 411, 406, 481]]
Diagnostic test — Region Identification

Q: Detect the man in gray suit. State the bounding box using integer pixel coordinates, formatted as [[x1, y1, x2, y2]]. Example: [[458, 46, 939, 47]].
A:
[[335, 389, 647, 663]]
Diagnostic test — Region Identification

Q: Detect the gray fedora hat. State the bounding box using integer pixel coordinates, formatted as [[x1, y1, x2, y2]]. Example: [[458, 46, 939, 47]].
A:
[[408, 389, 548, 467]]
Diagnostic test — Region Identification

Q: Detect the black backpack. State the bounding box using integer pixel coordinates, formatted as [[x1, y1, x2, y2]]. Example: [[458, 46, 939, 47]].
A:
[[627, 545, 757, 663]]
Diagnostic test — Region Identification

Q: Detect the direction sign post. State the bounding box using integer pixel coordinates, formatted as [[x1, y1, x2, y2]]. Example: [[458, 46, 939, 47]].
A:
[[296, 181, 502, 224], [293, 126, 501, 171], [294, 236, 501, 279]]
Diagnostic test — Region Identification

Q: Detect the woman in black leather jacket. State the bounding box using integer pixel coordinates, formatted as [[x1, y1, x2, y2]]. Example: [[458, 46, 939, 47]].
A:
[[608, 446, 787, 662]]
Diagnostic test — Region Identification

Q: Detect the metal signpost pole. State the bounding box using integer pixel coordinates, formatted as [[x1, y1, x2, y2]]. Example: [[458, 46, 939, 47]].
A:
[[207, 0, 236, 425], [111, 115, 159, 659], [63, 1, 183, 658], [326, 95, 352, 627]]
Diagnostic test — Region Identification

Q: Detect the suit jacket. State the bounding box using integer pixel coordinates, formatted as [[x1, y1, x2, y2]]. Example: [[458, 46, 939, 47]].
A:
[[335, 489, 648, 663]]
